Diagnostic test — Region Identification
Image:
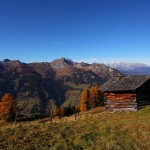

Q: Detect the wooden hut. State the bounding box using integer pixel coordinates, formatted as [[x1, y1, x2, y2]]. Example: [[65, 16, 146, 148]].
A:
[[100, 75, 150, 111]]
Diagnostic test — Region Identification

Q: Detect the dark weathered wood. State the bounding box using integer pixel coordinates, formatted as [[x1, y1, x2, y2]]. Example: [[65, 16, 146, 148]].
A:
[[104, 93, 138, 111], [102, 76, 150, 111]]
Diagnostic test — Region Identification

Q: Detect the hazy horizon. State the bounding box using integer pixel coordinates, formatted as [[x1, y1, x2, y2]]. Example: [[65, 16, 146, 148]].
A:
[[1, 57, 150, 66]]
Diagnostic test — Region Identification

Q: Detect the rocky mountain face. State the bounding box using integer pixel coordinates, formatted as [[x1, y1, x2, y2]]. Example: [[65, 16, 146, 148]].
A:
[[0, 58, 123, 116], [107, 62, 150, 75]]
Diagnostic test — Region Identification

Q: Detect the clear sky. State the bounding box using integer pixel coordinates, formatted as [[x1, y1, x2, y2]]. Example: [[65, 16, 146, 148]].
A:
[[0, 0, 150, 64]]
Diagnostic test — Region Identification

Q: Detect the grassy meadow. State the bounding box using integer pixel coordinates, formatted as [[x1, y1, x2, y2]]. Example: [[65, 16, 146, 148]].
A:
[[0, 107, 150, 150]]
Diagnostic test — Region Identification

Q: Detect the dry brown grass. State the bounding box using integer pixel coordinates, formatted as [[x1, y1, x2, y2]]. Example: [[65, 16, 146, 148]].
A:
[[0, 106, 150, 150]]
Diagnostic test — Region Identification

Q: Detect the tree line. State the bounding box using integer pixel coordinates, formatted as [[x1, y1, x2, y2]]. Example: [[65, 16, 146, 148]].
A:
[[0, 85, 103, 122], [51, 85, 103, 117], [80, 85, 103, 112]]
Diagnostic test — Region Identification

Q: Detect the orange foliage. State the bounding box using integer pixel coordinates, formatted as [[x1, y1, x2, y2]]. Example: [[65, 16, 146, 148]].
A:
[[95, 85, 103, 105], [0, 93, 16, 119], [80, 85, 103, 112], [53, 106, 60, 116], [60, 106, 65, 116], [89, 86, 95, 107], [89, 85, 103, 107], [80, 89, 90, 112]]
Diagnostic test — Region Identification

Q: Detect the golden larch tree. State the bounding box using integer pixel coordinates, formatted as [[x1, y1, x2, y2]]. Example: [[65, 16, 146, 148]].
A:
[[94, 85, 103, 106], [80, 89, 90, 112], [53, 106, 60, 116], [0, 93, 16, 120], [89, 86, 96, 108], [60, 106, 65, 117]]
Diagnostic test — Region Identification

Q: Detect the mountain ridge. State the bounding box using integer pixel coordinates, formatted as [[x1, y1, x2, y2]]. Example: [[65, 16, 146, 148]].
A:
[[0, 58, 123, 116], [107, 62, 150, 75]]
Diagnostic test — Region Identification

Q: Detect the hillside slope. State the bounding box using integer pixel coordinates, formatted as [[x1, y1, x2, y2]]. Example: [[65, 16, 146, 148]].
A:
[[0, 106, 150, 150], [0, 58, 123, 116]]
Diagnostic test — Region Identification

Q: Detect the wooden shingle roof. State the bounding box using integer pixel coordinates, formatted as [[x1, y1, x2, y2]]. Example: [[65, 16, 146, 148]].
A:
[[100, 75, 150, 92]]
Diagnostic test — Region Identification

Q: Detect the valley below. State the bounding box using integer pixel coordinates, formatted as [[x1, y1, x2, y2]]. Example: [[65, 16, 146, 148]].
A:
[[0, 58, 123, 116]]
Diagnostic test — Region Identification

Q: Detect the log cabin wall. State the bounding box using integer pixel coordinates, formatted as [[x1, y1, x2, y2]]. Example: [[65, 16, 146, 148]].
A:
[[104, 92, 138, 111], [101, 76, 150, 111], [136, 80, 150, 109]]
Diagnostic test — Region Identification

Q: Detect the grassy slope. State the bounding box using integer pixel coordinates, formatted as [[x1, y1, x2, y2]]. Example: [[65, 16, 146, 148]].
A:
[[0, 107, 150, 150]]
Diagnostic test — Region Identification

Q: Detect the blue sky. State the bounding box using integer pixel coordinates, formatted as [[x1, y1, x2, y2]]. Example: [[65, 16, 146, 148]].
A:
[[0, 0, 150, 64]]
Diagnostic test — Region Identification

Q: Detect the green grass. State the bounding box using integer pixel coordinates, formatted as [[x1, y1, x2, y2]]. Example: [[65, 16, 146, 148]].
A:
[[0, 107, 150, 150]]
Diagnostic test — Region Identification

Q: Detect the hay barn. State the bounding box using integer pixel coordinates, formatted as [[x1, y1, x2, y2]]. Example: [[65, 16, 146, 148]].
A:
[[100, 75, 150, 111]]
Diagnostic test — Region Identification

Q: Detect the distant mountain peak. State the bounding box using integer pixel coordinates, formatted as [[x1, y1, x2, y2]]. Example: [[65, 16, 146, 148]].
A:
[[108, 62, 149, 67], [0, 57, 124, 116], [50, 57, 74, 69], [74, 62, 90, 68], [3, 59, 11, 63], [107, 62, 150, 75], [2, 59, 22, 64]]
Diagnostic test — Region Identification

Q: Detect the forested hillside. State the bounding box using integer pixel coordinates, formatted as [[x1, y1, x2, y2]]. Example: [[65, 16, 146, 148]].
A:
[[0, 58, 123, 116]]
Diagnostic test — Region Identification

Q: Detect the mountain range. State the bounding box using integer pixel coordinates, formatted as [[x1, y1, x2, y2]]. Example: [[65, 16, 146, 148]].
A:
[[0, 58, 122, 116], [106, 62, 150, 75]]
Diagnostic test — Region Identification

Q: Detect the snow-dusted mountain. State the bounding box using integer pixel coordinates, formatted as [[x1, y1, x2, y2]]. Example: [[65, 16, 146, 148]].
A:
[[107, 62, 150, 75]]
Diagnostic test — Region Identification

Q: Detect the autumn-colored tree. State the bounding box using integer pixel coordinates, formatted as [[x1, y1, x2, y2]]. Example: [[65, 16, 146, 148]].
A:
[[94, 85, 103, 106], [0, 93, 16, 120], [60, 106, 65, 117], [89, 86, 96, 108], [89, 85, 103, 107], [80, 89, 90, 111], [53, 106, 60, 116], [80, 86, 103, 112]]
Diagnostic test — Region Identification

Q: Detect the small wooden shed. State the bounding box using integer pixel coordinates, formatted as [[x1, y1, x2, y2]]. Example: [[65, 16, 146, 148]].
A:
[[100, 75, 150, 111]]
